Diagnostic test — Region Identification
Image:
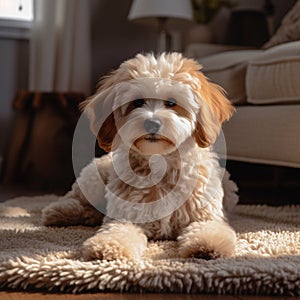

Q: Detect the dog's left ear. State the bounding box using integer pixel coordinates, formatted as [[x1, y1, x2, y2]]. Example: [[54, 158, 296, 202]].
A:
[[80, 76, 118, 153], [193, 71, 235, 148], [80, 57, 138, 152]]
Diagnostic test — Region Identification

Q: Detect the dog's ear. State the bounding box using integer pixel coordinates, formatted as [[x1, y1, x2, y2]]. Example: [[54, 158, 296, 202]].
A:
[[80, 75, 117, 153], [193, 69, 235, 148], [175, 57, 234, 148], [80, 59, 136, 152]]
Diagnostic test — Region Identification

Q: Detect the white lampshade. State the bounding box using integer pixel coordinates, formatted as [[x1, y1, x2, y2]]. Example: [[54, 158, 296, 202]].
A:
[[128, 0, 193, 21]]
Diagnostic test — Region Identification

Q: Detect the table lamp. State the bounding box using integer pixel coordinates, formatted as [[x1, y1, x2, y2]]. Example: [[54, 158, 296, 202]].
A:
[[128, 0, 193, 53]]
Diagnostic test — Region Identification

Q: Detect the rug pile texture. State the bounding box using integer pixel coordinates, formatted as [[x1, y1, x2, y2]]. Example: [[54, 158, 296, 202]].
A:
[[0, 195, 299, 295]]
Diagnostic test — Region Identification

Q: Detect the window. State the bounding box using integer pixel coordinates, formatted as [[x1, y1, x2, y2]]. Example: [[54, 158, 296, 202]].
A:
[[0, 0, 34, 39], [0, 0, 33, 21]]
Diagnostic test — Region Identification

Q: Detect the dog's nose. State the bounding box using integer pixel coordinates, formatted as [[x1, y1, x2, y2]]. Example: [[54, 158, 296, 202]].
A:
[[144, 118, 162, 134]]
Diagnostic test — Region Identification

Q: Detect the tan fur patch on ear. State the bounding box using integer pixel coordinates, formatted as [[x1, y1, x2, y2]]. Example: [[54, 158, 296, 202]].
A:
[[196, 74, 235, 147], [193, 125, 210, 148], [175, 58, 235, 147], [178, 58, 235, 123], [81, 54, 143, 153], [196, 72, 235, 124], [96, 113, 117, 153]]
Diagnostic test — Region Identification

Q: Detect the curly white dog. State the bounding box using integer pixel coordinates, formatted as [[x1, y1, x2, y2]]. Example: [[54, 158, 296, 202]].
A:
[[42, 52, 238, 261]]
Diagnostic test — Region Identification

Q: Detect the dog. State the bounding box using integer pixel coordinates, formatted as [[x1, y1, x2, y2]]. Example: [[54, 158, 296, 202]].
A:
[[42, 52, 238, 261]]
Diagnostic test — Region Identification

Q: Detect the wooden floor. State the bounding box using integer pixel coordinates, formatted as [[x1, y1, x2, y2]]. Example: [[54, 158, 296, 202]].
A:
[[0, 292, 296, 300]]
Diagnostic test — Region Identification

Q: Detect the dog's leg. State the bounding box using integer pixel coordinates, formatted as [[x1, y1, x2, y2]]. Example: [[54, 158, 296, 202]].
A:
[[42, 196, 104, 227], [42, 156, 111, 226], [178, 219, 236, 259], [42, 180, 105, 227], [82, 221, 147, 261]]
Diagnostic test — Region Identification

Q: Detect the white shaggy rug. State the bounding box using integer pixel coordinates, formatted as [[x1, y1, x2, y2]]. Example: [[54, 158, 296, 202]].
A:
[[0, 195, 299, 295]]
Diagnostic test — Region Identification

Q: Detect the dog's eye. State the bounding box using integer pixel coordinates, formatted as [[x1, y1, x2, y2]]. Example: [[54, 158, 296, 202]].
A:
[[133, 98, 145, 108], [165, 98, 177, 107]]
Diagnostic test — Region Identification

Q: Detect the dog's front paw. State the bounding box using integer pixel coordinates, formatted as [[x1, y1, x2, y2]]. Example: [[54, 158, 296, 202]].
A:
[[82, 222, 147, 261], [81, 206, 104, 226], [178, 220, 236, 259]]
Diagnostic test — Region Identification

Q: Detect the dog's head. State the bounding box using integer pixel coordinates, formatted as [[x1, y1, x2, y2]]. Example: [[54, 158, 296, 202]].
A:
[[83, 53, 234, 155]]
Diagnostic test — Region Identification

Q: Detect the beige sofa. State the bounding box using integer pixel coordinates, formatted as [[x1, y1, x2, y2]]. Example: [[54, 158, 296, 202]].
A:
[[185, 41, 300, 168]]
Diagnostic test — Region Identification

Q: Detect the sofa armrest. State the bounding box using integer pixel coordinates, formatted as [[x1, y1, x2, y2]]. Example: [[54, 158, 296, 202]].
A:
[[189, 48, 263, 104]]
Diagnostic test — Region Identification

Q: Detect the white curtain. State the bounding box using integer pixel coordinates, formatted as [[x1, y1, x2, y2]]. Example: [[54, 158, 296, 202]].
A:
[[29, 0, 91, 95]]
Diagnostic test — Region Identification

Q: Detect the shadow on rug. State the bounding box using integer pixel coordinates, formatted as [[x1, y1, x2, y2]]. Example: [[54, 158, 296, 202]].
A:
[[0, 195, 299, 295]]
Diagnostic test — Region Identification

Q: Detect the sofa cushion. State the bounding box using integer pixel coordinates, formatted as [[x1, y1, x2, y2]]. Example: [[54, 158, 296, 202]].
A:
[[200, 50, 262, 104], [263, 0, 300, 49], [223, 105, 300, 168], [246, 41, 300, 104]]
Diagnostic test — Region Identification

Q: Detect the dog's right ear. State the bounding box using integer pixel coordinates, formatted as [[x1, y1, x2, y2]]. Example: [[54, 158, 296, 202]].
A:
[[80, 79, 117, 153]]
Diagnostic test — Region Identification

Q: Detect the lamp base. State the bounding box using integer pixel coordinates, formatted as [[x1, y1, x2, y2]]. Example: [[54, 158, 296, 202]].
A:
[[157, 17, 171, 53]]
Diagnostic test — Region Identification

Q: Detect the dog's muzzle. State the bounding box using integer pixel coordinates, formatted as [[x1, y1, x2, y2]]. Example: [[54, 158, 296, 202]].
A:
[[144, 118, 161, 134]]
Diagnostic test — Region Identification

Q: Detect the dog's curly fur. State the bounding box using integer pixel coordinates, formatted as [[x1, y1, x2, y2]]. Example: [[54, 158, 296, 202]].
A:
[[42, 53, 238, 261]]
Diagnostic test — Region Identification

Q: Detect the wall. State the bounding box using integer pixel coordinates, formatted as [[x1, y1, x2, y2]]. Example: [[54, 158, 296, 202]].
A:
[[0, 39, 28, 157], [238, 0, 295, 27], [211, 0, 296, 43], [90, 0, 157, 89]]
